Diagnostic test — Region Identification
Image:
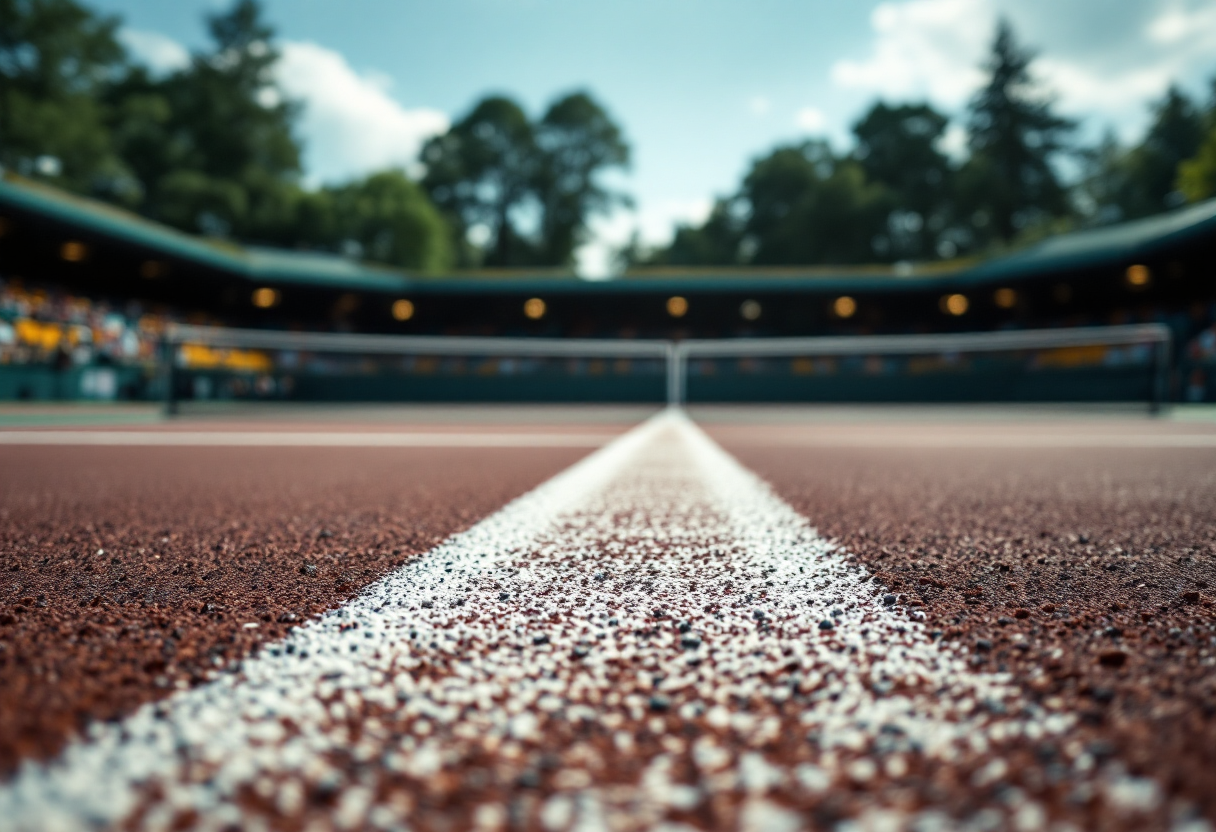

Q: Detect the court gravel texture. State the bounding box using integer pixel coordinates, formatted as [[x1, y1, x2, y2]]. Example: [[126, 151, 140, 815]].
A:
[[0, 410, 1213, 831]]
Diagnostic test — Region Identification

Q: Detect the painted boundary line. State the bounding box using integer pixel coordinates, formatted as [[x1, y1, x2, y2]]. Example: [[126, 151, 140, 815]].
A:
[[717, 433, 1216, 449], [0, 431, 615, 447], [0, 410, 1177, 830]]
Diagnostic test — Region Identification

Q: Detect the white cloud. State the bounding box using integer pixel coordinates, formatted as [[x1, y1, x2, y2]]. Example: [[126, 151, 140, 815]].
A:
[[1148, 1, 1216, 48], [795, 107, 826, 132], [749, 96, 772, 116], [120, 29, 190, 75], [277, 41, 449, 184], [830, 0, 991, 109], [832, 0, 1216, 144], [118, 31, 449, 185]]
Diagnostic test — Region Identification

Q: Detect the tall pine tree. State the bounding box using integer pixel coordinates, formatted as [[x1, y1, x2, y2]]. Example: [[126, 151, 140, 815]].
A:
[[964, 19, 1074, 244]]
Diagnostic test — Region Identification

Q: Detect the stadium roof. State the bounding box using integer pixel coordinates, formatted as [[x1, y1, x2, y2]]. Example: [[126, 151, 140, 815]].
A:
[[2, 172, 1214, 296]]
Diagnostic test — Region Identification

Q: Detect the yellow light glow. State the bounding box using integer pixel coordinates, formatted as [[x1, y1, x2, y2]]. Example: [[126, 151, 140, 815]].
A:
[[524, 297, 546, 319], [252, 287, 280, 308], [993, 287, 1017, 309], [0, 217, 10, 237], [140, 260, 166, 279], [60, 241, 88, 262], [392, 299, 415, 321], [667, 296, 689, 318], [941, 293, 969, 316], [740, 299, 762, 321], [1125, 264, 1151, 288], [833, 296, 857, 319]]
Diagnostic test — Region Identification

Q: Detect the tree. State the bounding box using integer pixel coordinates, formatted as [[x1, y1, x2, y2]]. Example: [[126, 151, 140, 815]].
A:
[[964, 19, 1075, 243], [422, 96, 538, 267], [422, 91, 631, 268], [0, 0, 126, 190], [852, 102, 953, 259], [114, 0, 302, 240], [1177, 125, 1216, 202], [533, 91, 630, 266], [315, 170, 453, 273], [1110, 86, 1205, 218], [738, 141, 890, 265], [645, 199, 745, 267]]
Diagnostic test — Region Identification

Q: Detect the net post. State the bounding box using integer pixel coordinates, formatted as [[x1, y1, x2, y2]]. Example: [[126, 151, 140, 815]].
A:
[[1150, 330, 1171, 417], [161, 333, 178, 417], [665, 342, 683, 408]]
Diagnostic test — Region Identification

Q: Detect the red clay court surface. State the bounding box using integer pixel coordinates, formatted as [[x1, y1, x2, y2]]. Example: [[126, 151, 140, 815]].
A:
[[0, 403, 1214, 831]]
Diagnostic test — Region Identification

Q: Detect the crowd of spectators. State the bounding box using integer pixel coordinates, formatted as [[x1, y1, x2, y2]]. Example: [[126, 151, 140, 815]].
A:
[[0, 277, 168, 370]]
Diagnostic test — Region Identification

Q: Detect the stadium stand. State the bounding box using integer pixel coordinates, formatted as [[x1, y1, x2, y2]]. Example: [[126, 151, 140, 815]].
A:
[[1, 173, 1214, 402]]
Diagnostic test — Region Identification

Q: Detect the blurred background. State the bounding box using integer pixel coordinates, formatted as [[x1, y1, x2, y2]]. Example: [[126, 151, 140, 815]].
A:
[[1, 0, 1214, 405]]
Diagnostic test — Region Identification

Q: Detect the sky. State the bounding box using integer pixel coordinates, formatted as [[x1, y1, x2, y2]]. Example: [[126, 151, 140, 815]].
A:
[[91, 0, 1216, 276]]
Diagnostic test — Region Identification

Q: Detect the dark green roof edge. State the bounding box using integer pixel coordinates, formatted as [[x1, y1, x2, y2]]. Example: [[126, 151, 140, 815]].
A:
[[0, 175, 414, 293], [3, 174, 1214, 295]]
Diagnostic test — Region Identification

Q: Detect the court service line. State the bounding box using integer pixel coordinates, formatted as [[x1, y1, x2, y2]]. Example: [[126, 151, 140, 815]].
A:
[[2, 411, 1153, 831], [720, 433, 1216, 449], [0, 430, 615, 447]]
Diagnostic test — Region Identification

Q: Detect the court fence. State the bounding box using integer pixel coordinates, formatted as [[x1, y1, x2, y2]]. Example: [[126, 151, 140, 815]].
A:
[[160, 323, 1173, 413]]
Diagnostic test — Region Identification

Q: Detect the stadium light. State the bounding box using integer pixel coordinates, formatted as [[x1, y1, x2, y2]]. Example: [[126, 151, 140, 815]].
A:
[[60, 241, 88, 262], [524, 298, 546, 320], [392, 299, 415, 321], [993, 288, 1017, 309], [667, 296, 689, 318], [833, 296, 856, 319], [941, 294, 969, 316], [251, 288, 280, 309], [1126, 264, 1151, 289]]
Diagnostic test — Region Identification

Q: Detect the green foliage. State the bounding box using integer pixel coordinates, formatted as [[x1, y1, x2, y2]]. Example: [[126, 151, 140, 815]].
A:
[[2, 0, 454, 273], [423, 91, 630, 268], [422, 96, 538, 267], [121, 0, 302, 239], [0, 0, 126, 189], [1177, 125, 1216, 203], [742, 142, 891, 265], [651, 200, 745, 268], [1176, 83, 1216, 204], [317, 171, 454, 273], [1105, 86, 1205, 219], [964, 18, 1074, 243], [535, 92, 631, 266], [852, 102, 953, 259]]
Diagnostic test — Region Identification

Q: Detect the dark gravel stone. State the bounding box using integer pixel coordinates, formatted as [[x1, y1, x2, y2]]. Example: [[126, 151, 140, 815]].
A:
[[649, 695, 670, 712], [533, 634, 550, 646], [680, 636, 702, 649], [882, 594, 897, 606], [818, 620, 835, 631]]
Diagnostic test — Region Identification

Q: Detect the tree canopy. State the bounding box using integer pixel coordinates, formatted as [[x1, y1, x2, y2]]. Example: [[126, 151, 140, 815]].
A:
[[4, 2, 1214, 273], [422, 91, 629, 268]]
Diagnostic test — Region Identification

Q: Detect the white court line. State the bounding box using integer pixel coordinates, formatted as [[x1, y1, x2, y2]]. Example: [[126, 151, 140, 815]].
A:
[[0, 431, 614, 447], [722, 433, 1216, 449], [0, 412, 1171, 830]]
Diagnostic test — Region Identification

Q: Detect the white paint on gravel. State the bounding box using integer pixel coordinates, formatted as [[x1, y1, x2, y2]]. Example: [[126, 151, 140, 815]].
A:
[[0, 430, 613, 447], [0, 411, 1183, 831]]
